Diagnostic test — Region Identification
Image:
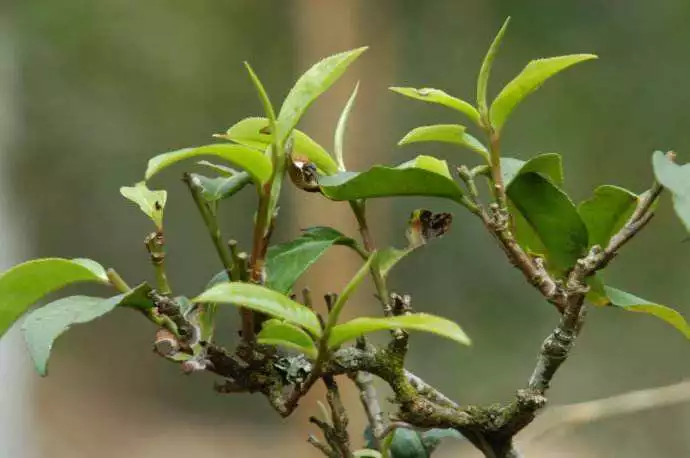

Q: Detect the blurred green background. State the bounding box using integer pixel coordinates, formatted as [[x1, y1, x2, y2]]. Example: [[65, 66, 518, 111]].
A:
[[1, 1, 689, 457]]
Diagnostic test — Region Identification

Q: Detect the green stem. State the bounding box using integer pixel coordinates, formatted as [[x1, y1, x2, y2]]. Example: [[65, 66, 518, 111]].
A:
[[488, 130, 508, 211], [106, 268, 131, 293], [145, 231, 172, 295]]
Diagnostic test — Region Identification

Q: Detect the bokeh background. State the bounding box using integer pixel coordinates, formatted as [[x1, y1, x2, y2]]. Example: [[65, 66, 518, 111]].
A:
[[1, 1, 690, 457]]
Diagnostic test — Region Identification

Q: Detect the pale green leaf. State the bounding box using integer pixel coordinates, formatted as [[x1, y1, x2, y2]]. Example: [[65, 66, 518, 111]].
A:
[[192, 282, 322, 337], [189, 172, 252, 202], [244, 62, 277, 124], [223, 117, 338, 175], [257, 319, 318, 359], [478, 17, 511, 118], [377, 247, 410, 279], [398, 124, 489, 162], [490, 54, 598, 132], [0, 258, 109, 338], [328, 313, 470, 349], [578, 185, 638, 248], [120, 182, 167, 229], [334, 82, 359, 171], [277, 47, 368, 144], [145, 143, 273, 185], [389, 87, 481, 126], [502, 153, 564, 187], [196, 160, 238, 176], [652, 150, 690, 232]]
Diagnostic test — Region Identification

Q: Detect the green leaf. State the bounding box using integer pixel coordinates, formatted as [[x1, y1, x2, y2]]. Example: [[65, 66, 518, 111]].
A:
[[145, 143, 273, 185], [507, 172, 588, 273], [334, 82, 360, 171], [328, 313, 470, 349], [326, 255, 376, 330], [192, 282, 322, 337], [0, 258, 109, 338], [585, 275, 609, 306], [354, 450, 383, 458], [257, 319, 318, 359], [70, 258, 109, 283], [244, 62, 277, 124], [377, 247, 410, 279], [389, 87, 481, 126], [477, 17, 511, 118], [120, 182, 167, 230], [502, 153, 564, 187], [189, 172, 252, 203], [652, 151, 690, 231], [398, 124, 489, 162], [319, 156, 465, 204], [224, 117, 338, 175], [196, 160, 238, 176], [277, 47, 368, 144], [21, 286, 149, 376], [490, 54, 598, 132], [266, 227, 357, 294], [604, 286, 690, 339], [578, 185, 638, 248], [421, 429, 464, 455]]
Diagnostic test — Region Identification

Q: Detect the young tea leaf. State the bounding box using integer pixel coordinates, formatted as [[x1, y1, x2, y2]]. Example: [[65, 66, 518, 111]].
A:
[[398, 124, 489, 162], [326, 254, 376, 330], [120, 182, 167, 229], [0, 258, 109, 338], [477, 17, 511, 119], [196, 161, 239, 177], [145, 144, 273, 185], [223, 117, 338, 175], [652, 151, 690, 232], [328, 313, 471, 349], [192, 282, 322, 337], [490, 54, 598, 132], [507, 172, 588, 274], [603, 286, 690, 339], [501, 153, 564, 187], [389, 87, 481, 126], [319, 156, 465, 204], [244, 62, 277, 124], [334, 82, 360, 171], [277, 47, 367, 144], [265, 227, 358, 294], [257, 319, 318, 359], [578, 185, 638, 248], [189, 172, 252, 203]]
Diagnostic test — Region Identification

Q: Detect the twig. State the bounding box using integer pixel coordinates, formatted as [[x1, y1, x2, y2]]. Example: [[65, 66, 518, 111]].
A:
[[521, 379, 690, 444], [145, 231, 172, 295], [350, 370, 385, 445]]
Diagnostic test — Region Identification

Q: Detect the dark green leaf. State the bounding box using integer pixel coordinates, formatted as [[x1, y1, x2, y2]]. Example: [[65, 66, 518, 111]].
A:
[[507, 172, 588, 273], [334, 82, 359, 171], [0, 258, 109, 338], [223, 117, 338, 175], [502, 153, 564, 187], [389, 87, 481, 126], [603, 286, 690, 338], [277, 47, 367, 144], [421, 428, 464, 455], [266, 227, 357, 294], [145, 143, 273, 185], [398, 124, 489, 162], [578, 185, 638, 248], [652, 150, 690, 231], [257, 319, 318, 359], [490, 54, 598, 132], [477, 17, 510, 118], [319, 156, 465, 204], [328, 313, 470, 349], [120, 182, 167, 229], [189, 172, 252, 202], [192, 282, 322, 337]]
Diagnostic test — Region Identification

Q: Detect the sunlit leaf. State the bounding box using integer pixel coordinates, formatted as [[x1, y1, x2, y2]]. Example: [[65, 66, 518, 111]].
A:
[[652, 150, 690, 232], [145, 143, 273, 185], [257, 319, 318, 359], [328, 313, 470, 349], [120, 182, 167, 230], [0, 258, 109, 338], [389, 87, 481, 126], [490, 54, 598, 132], [507, 172, 588, 273], [334, 82, 360, 171], [21, 284, 151, 376], [265, 227, 358, 294], [223, 117, 338, 175], [192, 282, 322, 337], [477, 17, 511, 119], [319, 156, 465, 204], [277, 47, 368, 144], [578, 185, 638, 248], [603, 286, 690, 339], [398, 124, 489, 162]]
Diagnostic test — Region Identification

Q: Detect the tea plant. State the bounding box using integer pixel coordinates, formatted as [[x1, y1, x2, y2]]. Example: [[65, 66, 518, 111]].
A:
[[2, 18, 689, 458]]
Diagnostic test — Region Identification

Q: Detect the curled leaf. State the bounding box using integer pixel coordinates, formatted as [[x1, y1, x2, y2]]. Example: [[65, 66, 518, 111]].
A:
[[120, 182, 167, 229]]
